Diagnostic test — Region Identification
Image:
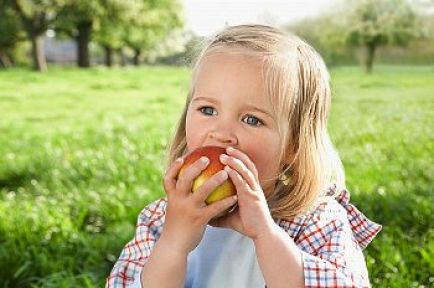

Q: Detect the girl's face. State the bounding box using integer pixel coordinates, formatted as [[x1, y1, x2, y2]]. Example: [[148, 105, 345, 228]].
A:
[[185, 51, 284, 196]]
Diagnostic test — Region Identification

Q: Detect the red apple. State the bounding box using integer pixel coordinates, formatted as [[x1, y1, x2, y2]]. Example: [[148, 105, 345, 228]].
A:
[[178, 146, 236, 205]]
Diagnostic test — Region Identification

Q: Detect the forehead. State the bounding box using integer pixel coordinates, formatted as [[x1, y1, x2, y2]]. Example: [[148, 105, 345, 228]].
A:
[[193, 51, 268, 105]]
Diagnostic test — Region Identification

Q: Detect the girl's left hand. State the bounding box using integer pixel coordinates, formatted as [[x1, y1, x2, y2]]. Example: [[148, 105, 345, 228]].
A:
[[209, 147, 276, 240]]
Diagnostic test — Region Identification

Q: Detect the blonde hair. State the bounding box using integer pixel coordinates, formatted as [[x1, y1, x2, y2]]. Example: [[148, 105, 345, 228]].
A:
[[166, 24, 346, 220]]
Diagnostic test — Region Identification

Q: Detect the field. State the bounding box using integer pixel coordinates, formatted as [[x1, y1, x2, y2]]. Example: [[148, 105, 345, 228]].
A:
[[0, 65, 433, 287]]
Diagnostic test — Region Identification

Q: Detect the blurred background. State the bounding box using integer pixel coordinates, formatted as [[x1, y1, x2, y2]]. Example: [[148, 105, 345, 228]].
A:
[[0, 0, 433, 287]]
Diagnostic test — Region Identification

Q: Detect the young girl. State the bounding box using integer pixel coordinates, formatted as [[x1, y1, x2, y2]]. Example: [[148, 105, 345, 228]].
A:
[[106, 24, 381, 288]]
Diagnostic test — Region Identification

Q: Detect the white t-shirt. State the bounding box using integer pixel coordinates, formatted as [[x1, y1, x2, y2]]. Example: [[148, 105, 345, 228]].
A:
[[185, 225, 265, 288], [131, 226, 265, 288]]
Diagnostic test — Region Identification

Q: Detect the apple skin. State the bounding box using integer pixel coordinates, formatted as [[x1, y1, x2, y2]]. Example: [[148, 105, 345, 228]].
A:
[[178, 146, 236, 205]]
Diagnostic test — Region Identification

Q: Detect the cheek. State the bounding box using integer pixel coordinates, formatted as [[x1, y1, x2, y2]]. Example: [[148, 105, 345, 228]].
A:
[[185, 111, 206, 153], [243, 146, 269, 176], [185, 111, 196, 151], [243, 135, 281, 186]]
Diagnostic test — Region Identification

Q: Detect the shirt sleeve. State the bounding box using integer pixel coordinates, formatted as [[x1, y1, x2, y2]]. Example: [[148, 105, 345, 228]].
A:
[[106, 198, 167, 288], [294, 189, 382, 288], [128, 267, 144, 288]]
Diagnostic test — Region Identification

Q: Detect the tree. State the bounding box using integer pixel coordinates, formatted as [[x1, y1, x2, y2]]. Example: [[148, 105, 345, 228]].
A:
[[0, 2, 24, 67], [287, 12, 349, 66], [7, 0, 64, 71], [56, 0, 108, 67], [95, 21, 124, 67], [122, 0, 183, 65], [93, 0, 143, 67], [343, 0, 421, 73], [57, 0, 182, 68]]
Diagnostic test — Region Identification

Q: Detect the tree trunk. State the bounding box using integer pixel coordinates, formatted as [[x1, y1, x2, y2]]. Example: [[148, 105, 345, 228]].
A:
[[9, 0, 47, 71], [0, 50, 13, 68], [104, 45, 113, 67], [77, 21, 92, 68], [364, 43, 377, 74], [30, 34, 47, 72], [119, 48, 126, 66], [133, 48, 141, 66]]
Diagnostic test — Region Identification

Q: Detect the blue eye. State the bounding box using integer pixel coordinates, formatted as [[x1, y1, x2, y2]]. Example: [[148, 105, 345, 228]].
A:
[[243, 115, 263, 127], [199, 106, 217, 116]]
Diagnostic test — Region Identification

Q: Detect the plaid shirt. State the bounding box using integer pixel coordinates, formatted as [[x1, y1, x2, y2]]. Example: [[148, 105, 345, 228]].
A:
[[107, 185, 381, 288]]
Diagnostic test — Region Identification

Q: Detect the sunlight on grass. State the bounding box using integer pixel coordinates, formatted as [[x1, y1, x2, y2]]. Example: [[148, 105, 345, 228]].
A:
[[0, 65, 433, 287]]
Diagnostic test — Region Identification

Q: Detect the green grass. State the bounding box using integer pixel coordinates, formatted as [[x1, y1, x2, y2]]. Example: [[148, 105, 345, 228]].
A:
[[0, 65, 433, 287]]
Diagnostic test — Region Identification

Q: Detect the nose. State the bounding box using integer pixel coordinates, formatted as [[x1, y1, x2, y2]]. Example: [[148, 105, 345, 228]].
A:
[[207, 124, 238, 146]]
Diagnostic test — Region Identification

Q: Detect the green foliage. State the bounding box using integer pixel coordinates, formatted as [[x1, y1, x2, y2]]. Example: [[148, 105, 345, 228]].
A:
[[0, 65, 432, 286], [55, 1, 103, 40], [95, 0, 147, 50], [58, 0, 184, 49], [288, 0, 428, 72], [120, 0, 184, 58], [288, 13, 350, 66], [54, 0, 184, 64], [0, 4, 23, 49], [0, 0, 184, 68], [344, 0, 421, 72], [344, 0, 420, 47], [2, 0, 69, 70], [56, 0, 133, 39], [0, 2, 24, 66], [7, 0, 66, 34]]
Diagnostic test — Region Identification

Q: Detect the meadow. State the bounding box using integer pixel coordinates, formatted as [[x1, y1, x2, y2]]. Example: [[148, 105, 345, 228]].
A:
[[0, 65, 433, 287]]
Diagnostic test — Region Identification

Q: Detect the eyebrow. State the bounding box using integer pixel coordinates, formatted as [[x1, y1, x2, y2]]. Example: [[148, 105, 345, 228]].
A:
[[192, 96, 273, 119], [192, 96, 219, 105]]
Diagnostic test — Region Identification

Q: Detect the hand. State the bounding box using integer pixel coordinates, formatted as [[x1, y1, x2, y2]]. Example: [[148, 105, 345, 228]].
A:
[[161, 155, 238, 255], [209, 147, 276, 240]]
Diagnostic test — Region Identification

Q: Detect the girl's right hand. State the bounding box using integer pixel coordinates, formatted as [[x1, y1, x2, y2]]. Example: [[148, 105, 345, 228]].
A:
[[160, 155, 238, 255]]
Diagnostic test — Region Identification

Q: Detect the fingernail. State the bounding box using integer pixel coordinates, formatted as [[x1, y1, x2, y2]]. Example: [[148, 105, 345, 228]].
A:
[[176, 157, 183, 164], [220, 154, 228, 163], [200, 156, 209, 164], [227, 147, 234, 153]]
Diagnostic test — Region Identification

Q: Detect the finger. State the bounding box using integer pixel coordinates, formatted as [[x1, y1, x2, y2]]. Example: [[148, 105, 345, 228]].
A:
[[175, 156, 210, 196], [192, 169, 229, 204], [224, 165, 254, 197], [226, 147, 259, 182], [220, 154, 258, 190], [163, 157, 185, 195], [204, 195, 238, 221]]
